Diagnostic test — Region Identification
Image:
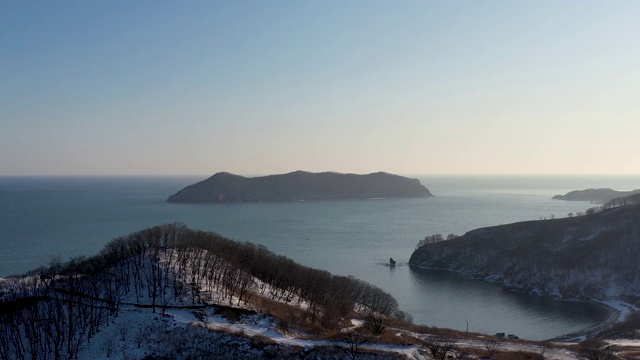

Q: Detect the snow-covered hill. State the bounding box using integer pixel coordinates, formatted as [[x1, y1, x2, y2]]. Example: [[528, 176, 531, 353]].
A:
[[0, 224, 411, 359]]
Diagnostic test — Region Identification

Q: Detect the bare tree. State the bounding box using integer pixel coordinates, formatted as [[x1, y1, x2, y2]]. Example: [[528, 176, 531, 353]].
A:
[[363, 314, 388, 335], [337, 329, 370, 360], [482, 339, 501, 358], [420, 336, 457, 360]]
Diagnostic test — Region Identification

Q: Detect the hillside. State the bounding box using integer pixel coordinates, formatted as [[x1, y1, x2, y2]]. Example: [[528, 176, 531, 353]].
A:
[[409, 204, 640, 301], [167, 171, 432, 203], [0, 224, 413, 360], [3, 224, 639, 359], [553, 188, 640, 203]]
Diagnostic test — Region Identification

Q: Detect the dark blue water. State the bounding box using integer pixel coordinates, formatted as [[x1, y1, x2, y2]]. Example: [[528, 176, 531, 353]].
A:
[[1, 175, 638, 339]]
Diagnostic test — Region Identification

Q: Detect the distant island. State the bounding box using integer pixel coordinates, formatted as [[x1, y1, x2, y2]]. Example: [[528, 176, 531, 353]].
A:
[[167, 171, 433, 203], [552, 188, 640, 203]]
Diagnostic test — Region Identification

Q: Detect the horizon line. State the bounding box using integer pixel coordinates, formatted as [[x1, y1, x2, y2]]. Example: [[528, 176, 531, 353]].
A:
[[2, 172, 640, 178]]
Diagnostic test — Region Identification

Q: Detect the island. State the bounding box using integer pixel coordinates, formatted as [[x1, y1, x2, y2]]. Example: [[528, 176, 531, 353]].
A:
[[552, 188, 640, 203], [167, 171, 432, 203]]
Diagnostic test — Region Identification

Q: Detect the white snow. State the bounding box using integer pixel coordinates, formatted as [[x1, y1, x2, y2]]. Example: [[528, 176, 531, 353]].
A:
[[75, 304, 427, 359], [607, 339, 640, 347], [11, 246, 637, 360]]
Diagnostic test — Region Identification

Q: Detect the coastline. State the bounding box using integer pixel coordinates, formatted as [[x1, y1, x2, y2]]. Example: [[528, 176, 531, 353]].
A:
[[408, 264, 626, 342], [5, 175, 637, 342], [547, 302, 620, 342]]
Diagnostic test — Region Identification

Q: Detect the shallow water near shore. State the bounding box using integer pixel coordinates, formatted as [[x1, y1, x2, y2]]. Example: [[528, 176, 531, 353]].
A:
[[2, 174, 638, 340]]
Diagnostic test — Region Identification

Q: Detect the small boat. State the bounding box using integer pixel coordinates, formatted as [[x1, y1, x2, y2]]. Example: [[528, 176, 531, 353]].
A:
[[389, 257, 396, 266]]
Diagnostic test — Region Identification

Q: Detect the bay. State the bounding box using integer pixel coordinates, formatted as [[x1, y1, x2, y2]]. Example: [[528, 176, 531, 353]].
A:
[[1, 174, 639, 340]]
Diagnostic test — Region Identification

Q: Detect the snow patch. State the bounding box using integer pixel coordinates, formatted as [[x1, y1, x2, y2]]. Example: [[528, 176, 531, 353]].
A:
[[606, 339, 640, 347]]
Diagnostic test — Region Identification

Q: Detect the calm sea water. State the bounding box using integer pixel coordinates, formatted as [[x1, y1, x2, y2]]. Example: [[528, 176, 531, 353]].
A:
[[1, 174, 639, 340]]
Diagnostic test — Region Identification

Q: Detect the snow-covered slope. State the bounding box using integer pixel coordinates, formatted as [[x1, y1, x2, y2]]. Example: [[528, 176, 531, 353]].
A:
[[410, 204, 640, 301], [0, 224, 410, 360]]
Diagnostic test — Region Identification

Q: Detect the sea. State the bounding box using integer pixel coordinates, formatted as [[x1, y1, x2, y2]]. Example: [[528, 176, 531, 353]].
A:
[[1, 174, 639, 340]]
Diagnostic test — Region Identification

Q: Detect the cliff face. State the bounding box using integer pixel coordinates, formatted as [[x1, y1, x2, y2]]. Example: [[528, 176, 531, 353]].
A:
[[409, 205, 640, 301], [167, 171, 432, 203]]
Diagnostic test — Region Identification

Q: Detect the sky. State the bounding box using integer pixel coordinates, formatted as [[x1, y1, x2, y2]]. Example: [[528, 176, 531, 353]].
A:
[[1, 1, 639, 176]]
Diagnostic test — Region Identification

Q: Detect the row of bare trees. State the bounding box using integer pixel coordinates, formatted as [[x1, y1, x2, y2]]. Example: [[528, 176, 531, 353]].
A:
[[152, 224, 402, 319], [415, 233, 459, 250], [1, 223, 403, 359], [602, 193, 640, 210]]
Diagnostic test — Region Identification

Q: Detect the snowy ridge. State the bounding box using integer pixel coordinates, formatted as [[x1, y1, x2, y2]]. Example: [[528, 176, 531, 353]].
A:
[[0, 224, 412, 359]]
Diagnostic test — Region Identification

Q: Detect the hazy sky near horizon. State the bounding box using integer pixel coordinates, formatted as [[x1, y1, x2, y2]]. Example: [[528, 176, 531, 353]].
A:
[[2, 1, 639, 176]]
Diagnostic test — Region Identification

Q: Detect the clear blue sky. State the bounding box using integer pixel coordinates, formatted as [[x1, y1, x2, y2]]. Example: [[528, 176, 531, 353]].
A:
[[2, 1, 639, 175]]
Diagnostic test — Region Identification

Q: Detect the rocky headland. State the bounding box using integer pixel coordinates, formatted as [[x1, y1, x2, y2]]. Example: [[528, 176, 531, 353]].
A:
[[409, 204, 640, 302]]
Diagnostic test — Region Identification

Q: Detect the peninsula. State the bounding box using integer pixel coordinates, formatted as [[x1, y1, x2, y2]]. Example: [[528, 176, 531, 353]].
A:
[[409, 203, 640, 302], [552, 188, 640, 203], [167, 171, 432, 203]]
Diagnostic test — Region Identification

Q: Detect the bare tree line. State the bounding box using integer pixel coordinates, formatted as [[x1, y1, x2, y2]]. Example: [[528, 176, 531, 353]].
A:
[[1, 223, 403, 359], [601, 193, 640, 210], [415, 234, 459, 250]]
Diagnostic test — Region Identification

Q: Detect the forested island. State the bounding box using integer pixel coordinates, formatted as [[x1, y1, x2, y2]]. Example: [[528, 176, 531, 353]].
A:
[[410, 200, 640, 302], [167, 171, 432, 203]]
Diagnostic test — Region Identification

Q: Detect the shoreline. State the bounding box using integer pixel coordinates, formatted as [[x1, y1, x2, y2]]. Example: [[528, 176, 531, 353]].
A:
[[409, 264, 626, 342], [547, 301, 621, 342]]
